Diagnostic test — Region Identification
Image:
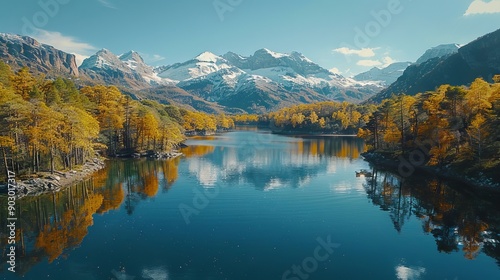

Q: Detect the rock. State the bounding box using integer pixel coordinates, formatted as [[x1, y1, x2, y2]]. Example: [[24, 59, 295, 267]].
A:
[[0, 33, 79, 76], [46, 175, 61, 181]]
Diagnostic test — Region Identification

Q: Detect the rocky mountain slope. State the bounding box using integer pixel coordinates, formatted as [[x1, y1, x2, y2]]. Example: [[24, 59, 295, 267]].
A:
[[0, 33, 79, 76], [3, 29, 498, 113], [369, 28, 500, 103]]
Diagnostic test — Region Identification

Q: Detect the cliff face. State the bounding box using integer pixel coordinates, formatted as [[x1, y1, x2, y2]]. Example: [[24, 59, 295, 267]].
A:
[[0, 33, 79, 76]]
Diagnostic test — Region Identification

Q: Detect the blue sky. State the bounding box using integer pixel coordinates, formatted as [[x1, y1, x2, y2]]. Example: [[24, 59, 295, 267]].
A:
[[1, 0, 499, 76]]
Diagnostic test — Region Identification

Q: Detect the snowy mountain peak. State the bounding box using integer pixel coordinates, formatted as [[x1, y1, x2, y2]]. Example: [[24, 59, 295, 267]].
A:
[[256, 48, 287, 59], [80, 49, 126, 71], [79, 48, 166, 87], [290, 51, 313, 63], [157, 51, 234, 82], [96, 48, 113, 55], [119, 50, 143, 61], [195, 51, 222, 63]]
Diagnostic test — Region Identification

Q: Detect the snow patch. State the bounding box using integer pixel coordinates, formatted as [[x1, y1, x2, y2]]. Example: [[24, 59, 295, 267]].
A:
[[262, 48, 287, 58], [196, 51, 221, 63]]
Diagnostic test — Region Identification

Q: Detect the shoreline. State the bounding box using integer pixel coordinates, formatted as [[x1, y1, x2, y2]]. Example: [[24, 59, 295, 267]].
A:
[[361, 151, 500, 199], [1, 158, 107, 199], [1, 152, 184, 199], [271, 130, 357, 137]]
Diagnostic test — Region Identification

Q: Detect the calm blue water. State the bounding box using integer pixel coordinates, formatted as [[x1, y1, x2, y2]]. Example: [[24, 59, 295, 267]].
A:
[[1, 130, 499, 280]]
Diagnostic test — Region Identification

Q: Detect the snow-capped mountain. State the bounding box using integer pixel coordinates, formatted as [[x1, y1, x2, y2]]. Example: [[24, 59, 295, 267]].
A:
[[156, 51, 237, 83], [415, 44, 460, 65], [0, 32, 380, 113], [79, 49, 166, 89], [118, 50, 165, 85], [80, 48, 132, 72], [153, 48, 381, 112], [223, 48, 351, 87], [353, 62, 412, 86]]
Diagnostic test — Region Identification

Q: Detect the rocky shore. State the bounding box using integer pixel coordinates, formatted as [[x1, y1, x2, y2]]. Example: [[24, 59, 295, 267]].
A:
[[2, 152, 185, 199], [2, 158, 106, 199]]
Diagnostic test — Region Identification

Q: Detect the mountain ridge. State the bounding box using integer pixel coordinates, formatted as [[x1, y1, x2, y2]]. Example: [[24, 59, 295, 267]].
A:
[[368, 28, 500, 103], [0, 33, 79, 76], [2, 29, 499, 113]]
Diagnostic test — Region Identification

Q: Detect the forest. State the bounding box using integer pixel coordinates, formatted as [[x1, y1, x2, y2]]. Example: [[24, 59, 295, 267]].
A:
[[247, 76, 500, 179], [0, 62, 234, 180], [359, 77, 500, 178], [2, 60, 499, 183]]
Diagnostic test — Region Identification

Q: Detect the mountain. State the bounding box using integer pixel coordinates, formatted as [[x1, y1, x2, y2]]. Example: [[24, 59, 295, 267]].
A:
[[155, 48, 380, 112], [353, 44, 459, 88], [10, 31, 492, 113], [353, 62, 412, 86], [369, 29, 500, 103], [79, 49, 167, 89], [0, 32, 382, 113], [415, 43, 460, 65], [156, 51, 234, 82], [221, 48, 371, 93], [223, 48, 323, 75], [118, 51, 165, 85], [0, 33, 79, 76]]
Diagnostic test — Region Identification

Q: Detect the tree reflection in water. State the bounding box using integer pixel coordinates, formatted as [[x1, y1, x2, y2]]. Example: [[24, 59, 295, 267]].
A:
[[363, 169, 500, 265], [0, 158, 182, 276], [1, 134, 500, 276]]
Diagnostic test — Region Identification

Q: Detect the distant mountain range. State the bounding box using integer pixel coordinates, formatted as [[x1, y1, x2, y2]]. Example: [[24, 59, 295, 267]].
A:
[[354, 44, 460, 87], [353, 62, 412, 86], [1, 28, 499, 112], [80, 47, 384, 113], [369, 29, 500, 103]]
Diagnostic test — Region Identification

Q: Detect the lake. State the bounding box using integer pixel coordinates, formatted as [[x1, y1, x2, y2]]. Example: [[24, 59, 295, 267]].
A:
[[1, 129, 500, 280]]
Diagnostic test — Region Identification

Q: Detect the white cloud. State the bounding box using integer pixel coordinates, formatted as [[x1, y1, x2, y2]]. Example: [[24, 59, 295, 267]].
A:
[[356, 56, 396, 68], [98, 0, 117, 9], [381, 56, 395, 67], [464, 0, 500, 15], [31, 29, 97, 66], [357, 60, 382, 67], [329, 67, 342, 74], [333, 47, 378, 58]]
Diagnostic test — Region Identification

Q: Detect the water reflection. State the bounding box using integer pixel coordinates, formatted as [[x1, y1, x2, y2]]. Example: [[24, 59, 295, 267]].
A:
[[0, 180, 102, 275], [363, 169, 500, 265], [0, 159, 180, 276], [182, 132, 365, 190], [0, 133, 366, 276], [1, 131, 500, 277], [395, 264, 426, 280]]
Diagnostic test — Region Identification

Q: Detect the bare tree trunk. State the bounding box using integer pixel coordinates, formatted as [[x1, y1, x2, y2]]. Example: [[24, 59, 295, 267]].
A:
[[2, 147, 9, 178], [50, 146, 55, 174]]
